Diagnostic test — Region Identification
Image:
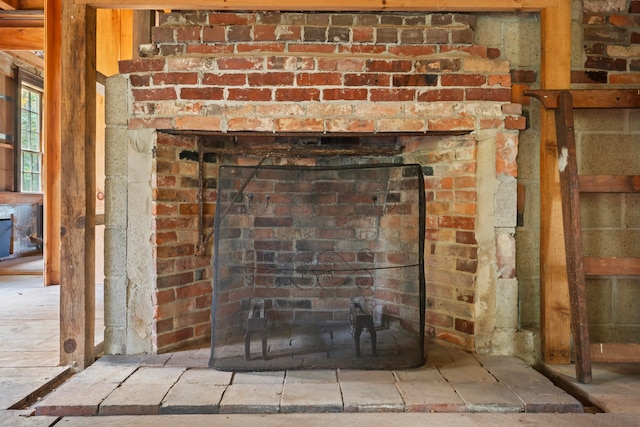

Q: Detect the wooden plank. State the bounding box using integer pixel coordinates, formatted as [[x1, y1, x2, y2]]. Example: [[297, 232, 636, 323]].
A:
[[525, 89, 640, 109], [584, 257, 640, 276], [59, 0, 96, 369], [579, 175, 640, 193], [539, 0, 572, 366], [0, 27, 44, 50], [44, 0, 61, 287], [74, 0, 556, 11], [590, 343, 640, 363], [555, 91, 592, 384]]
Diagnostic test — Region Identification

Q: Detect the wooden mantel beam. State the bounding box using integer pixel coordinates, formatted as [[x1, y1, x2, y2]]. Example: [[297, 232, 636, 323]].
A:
[[75, 0, 556, 11]]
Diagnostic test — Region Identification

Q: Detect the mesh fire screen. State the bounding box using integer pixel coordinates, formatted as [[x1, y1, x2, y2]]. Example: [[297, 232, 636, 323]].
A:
[[209, 163, 425, 370]]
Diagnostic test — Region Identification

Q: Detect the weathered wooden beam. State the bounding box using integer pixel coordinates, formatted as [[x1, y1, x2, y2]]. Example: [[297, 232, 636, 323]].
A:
[[584, 257, 640, 276], [590, 343, 640, 363], [579, 175, 640, 193], [44, 0, 61, 287], [525, 89, 640, 109], [554, 91, 591, 384], [60, 0, 96, 369], [74, 0, 556, 11], [0, 27, 44, 50], [539, 1, 572, 365]]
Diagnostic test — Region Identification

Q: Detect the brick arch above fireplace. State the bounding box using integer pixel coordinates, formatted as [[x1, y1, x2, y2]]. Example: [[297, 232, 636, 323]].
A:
[[104, 10, 523, 356]]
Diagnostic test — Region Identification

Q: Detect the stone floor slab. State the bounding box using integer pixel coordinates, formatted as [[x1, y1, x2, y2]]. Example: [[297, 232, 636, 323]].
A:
[[219, 384, 283, 414], [281, 383, 343, 413], [454, 382, 524, 413], [99, 368, 185, 416], [160, 383, 227, 414], [438, 365, 497, 384], [285, 369, 337, 383], [232, 371, 285, 384], [35, 380, 119, 416], [393, 366, 445, 382], [340, 382, 404, 412], [396, 381, 466, 412], [337, 370, 396, 383]]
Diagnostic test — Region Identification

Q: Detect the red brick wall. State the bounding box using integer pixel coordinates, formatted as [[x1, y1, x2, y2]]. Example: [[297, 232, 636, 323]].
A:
[[212, 164, 423, 345], [118, 11, 523, 353]]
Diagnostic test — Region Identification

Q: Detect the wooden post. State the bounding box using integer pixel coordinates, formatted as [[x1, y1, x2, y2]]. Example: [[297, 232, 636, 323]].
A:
[[44, 0, 62, 287], [539, 1, 572, 364], [59, 0, 97, 369]]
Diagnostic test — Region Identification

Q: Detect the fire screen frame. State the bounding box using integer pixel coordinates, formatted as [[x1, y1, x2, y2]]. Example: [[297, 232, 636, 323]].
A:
[[209, 163, 425, 371]]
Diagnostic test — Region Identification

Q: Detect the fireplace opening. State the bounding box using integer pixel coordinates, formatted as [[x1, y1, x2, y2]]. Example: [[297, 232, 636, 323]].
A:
[[209, 161, 426, 371]]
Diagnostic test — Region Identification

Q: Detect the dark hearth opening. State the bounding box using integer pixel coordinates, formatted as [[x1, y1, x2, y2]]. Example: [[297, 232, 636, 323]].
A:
[[209, 162, 425, 371]]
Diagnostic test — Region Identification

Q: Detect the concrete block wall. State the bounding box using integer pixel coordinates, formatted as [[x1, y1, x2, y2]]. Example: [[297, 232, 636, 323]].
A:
[[576, 108, 640, 343], [477, 0, 640, 362]]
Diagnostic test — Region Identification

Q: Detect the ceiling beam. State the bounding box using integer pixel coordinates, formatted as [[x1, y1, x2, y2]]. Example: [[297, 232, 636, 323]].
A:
[[0, 26, 43, 49], [74, 0, 556, 11]]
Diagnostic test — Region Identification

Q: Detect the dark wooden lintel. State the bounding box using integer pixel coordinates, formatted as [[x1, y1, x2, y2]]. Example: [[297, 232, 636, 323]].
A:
[[525, 89, 640, 109]]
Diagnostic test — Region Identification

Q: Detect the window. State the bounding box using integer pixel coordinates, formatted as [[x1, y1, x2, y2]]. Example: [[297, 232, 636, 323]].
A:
[[17, 70, 43, 193]]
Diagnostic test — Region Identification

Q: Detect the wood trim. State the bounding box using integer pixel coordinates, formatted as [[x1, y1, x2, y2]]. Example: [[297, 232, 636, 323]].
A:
[[0, 192, 43, 204], [0, 27, 44, 50], [538, 1, 572, 366], [59, 0, 96, 369], [579, 175, 640, 193], [74, 0, 556, 10], [591, 343, 640, 363], [584, 257, 640, 276]]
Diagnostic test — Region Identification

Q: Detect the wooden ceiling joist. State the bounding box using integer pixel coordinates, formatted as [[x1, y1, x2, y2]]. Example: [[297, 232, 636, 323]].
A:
[[0, 26, 43, 49], [74, 0, 556, 11], [0, 10, 44, 27], [0, 0, 43, 10]]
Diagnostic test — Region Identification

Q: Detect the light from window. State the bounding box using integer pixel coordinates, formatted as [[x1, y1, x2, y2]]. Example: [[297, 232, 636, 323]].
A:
[[20, 86, 42, 193]]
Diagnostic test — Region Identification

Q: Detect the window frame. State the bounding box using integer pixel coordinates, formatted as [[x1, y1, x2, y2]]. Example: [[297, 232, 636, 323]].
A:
[[15, 69, 44, 194]]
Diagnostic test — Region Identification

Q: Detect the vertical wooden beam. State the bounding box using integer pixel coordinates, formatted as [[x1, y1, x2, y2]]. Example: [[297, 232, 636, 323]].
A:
[[539, 1, 572, 364], [44, 0, 61, 287], [60, 0, 97, 369]]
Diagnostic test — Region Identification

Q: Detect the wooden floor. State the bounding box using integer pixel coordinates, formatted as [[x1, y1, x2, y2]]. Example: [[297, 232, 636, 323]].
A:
[[0, 259, 104, 412], [0, 255, 44, 276]]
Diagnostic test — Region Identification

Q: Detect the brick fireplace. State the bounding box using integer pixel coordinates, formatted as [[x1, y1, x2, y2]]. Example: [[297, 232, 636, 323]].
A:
[[104, 10, 523, 358]]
